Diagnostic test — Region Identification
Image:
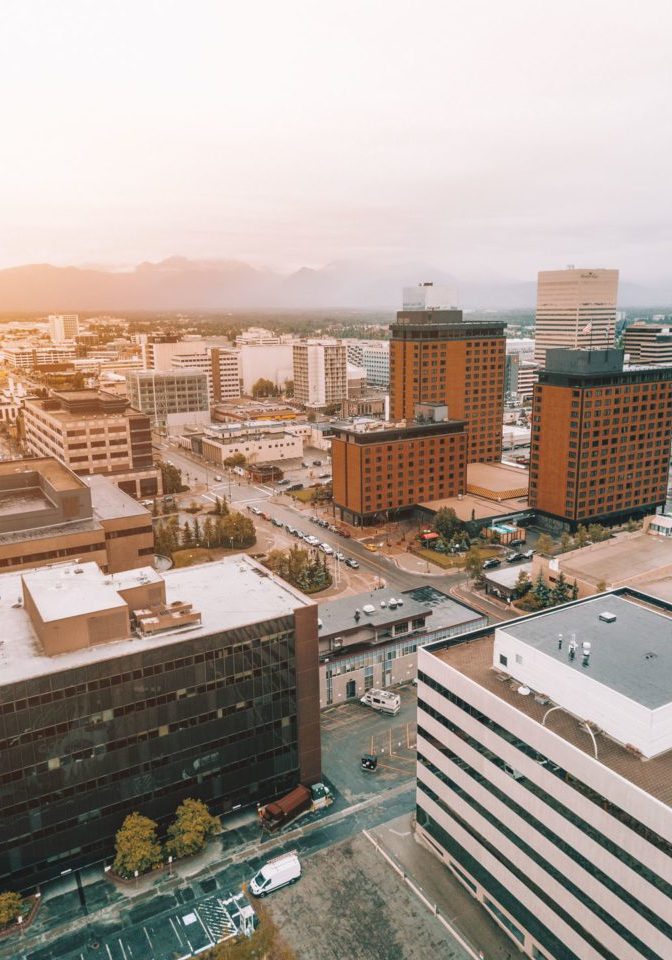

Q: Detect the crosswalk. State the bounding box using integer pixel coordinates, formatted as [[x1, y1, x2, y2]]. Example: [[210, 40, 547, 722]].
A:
[[198, 895, 238, 942]]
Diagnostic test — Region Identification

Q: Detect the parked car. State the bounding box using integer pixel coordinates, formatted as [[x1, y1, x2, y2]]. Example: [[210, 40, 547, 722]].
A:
[[337, 528, 351, 538], [508, 538, 524, 547], [345, 557, 359, 568], [276, 479, 290, 486], [335, 551, 346, 561], [506, 552, 525, 563], [312, 459, 322, 466], [319, 543, 334, 555], [318, 473, 331, 480], [214, 474, 223, 481], [271, 518, 284, 527], [522, 549, 535, 559], [305, 535, 320, 546], [482, 558, 501, 569]]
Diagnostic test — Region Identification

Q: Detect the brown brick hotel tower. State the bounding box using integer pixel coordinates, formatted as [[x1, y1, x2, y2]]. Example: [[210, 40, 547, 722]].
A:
[[529, 348, 672, 529], [389, 308, 506, 463]]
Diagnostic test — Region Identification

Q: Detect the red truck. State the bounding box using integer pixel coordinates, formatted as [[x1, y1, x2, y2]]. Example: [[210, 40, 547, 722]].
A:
[[257, 783, 332, 831]]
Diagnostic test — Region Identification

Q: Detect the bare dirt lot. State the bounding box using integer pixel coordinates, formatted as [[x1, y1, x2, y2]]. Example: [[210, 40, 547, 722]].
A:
[[265, 833, 472, 960]]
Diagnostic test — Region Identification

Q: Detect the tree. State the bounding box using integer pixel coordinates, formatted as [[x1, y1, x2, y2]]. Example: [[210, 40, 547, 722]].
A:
[[551, 572, 571, 605], [531, 572, 551, 608], [575, 525, 589, 548], [464, 548, 484, 585], [251, 378, 276, 399], [219, 511, 256, 548], [113, 812, 163, 879], [571, 579, 579, 600], [156, 460, 185, 495], [536, 533, 554, 556], [588, 523, 609, 543], [166, 798, 220, 860], [284, 378, 294, 398], [181, 521, 195, 548], [192, 517, 201, 544], [596, 579, 607, 592], [560, 531, 573, 553], [514, 570, 531, 599], [224, 452, 246, 469], [434, 507, 460, 541], [0, 891, 23, 928], [202, 517, 215, 548]]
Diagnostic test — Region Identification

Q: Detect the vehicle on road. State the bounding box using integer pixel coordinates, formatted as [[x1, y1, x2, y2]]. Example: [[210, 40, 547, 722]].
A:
[[345, 557, 359, 568], [364, 543, 379, 552], [318, 473, 331, 480], [305, 535, 320, 546], [319, 543, 333, 554], [522, 549, 535, 559], [249, 852, 301, 897], [247, 506, 262, 515], [334, 551, 346, 561], [257, 783, 332, 833], [360, 688, 401, 716], [214, 474, 223, 481], [482, 558, 501, 569], [506, 552, 525, 563], [287, 483, 304, 491], [508, 538, 525, 547], [271, 518, 284, 527], [312, 459, 322, 466], [276, 479, 290, 486], [337, 528, 351, 538]]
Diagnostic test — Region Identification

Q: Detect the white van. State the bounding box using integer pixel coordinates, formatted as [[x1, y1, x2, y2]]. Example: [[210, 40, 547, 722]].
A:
[[249, 852, 301, 897], [360, 689, 401, 716]]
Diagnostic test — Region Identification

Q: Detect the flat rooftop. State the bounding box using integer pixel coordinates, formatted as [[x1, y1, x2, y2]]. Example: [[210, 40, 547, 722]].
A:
[[318, 590, 430, 637], [500, 595, 672, 709], [0, 556, 313, 685], [466, 462, 529, 499], [0, 489, 50, 517], [421, 492, 529, 523], [84, 475, 150, 520], [402, 585, 484, 632], [0, 457, 83, 492], [556, 532, 672, 588], [484, 561, 533, 589], [431, 630, 672, 809]]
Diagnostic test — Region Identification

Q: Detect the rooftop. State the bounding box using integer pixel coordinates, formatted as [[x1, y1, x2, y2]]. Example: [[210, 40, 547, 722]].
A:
[[0, 457, 84, 492], [0, 556, 313, 685], [483, 561, 533, 590], [431, 624, 672, 808], [84, 475, 150, 520], [551, 531, 672, 589], [421, 492, 530, 523], [318, 590, 430, 637], [402, 585, 483, 632], [466, 461, 529, 500]]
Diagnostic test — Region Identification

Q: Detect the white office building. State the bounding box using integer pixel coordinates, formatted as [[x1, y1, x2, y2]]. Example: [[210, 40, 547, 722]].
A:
[[48, 314, 80, 343], [126, 369, 210, 434], [403, 282, 459, 311], [344, 340, 390, 387], [417, 591, 672, 960], [534, 269, 619, 366], [293, 339, 347, 410]]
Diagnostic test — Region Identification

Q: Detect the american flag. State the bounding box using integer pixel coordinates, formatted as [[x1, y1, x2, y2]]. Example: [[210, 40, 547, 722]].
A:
[[580, 321, 592, 336]]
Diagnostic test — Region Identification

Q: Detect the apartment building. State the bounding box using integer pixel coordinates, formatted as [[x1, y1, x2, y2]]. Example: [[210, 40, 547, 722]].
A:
[[126, 369, 210, 433], [0, 555, 320, 889], [623, 322, 672, 365], [389, 308, 506, 463], [293, 340, 348, 411], [534, 268, 619, 366], [344, 340, 390, 387], [416, 590, 672, 960], [23, 390, 161, 498], [331, 418, 467, 525], [529, 348, 672, 528], [48, 313, 80, 343]]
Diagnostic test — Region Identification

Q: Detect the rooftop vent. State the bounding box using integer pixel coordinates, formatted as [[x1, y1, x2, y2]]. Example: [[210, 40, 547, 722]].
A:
[[362, 604, 376, 615], [599, 611, 616, 623], [73, 568, 84, 575]]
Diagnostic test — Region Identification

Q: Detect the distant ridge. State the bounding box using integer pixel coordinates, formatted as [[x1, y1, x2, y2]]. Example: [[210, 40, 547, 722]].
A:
[[0, 257, 663, 311]]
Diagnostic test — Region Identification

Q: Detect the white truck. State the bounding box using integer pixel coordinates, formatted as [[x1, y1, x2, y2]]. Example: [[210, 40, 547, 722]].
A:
[[360, 688, 401, 716], [249, 852, 301, 897]]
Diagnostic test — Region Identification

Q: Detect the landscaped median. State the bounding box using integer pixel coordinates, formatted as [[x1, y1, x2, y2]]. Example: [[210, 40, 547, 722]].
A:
[[410, 544, 500, 570]]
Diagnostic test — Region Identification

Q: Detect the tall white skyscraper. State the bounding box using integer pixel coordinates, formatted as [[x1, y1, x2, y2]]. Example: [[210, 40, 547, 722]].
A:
[[293, 339, 347, 410], [48, 314, 79, 343], [534, 268, 619, 366]]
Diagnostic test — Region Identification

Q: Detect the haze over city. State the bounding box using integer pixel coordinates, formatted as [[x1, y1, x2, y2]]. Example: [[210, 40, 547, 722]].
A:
[[1, 0, 672, 303]]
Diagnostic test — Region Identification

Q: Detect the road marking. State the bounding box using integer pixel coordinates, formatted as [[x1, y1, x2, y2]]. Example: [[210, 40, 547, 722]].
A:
[[389, 828, 411, 837]]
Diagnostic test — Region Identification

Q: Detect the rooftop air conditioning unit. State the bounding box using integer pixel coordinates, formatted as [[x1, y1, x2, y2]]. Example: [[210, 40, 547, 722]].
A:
[[599, 611, 616, 623], [362, 604, 376, 615]]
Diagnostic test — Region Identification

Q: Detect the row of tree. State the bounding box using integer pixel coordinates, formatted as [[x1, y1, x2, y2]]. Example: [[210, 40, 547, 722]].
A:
[[154, 510, 256, 556], [515, 571, 579, 611], [113, 799, 220, 879], [264, 546, 332, 594]]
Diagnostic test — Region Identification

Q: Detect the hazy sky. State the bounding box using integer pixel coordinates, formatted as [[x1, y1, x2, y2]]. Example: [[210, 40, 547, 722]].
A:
[[1, 0, 671, 281]]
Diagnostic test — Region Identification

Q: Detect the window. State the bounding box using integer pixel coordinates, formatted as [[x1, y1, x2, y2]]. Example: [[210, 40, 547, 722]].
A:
[[499, 654, 508, 667]]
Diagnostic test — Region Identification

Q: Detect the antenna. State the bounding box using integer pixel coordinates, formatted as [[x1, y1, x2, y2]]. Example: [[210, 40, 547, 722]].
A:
[[557, 633, 563, 650]]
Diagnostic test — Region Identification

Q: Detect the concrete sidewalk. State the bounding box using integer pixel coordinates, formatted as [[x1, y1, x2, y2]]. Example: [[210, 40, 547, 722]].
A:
[[368, 813, 519, 960]]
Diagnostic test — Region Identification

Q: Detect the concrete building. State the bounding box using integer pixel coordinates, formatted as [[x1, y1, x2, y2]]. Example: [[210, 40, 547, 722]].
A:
[[318, 586, 485, 709], [402, 281, 459, 310], [126, 369, 211, 434], [201, 430, 303, 466], [2, 343, 77, 369], [23, 390, 161, 499], [0, 555, 320, 889], [534, 268, 619, 366], [389, 304, 506, 463], [293, 340, 348, 411], [238, 342, 294, 394], [417, 590, 672, 960], [344, 340, 390, 387], [331, 417, 467, 526], [0, 458, 153, 574], [143, 336, 241, 403], [48, 313, 80, 343], [529, 348, 672, 529], [505, 340, 538, 402], [623, 322, 672, 365]]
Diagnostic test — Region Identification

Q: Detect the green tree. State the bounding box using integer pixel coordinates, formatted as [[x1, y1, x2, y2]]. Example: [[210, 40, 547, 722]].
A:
[[560, 531, 573, 552], [251, 378, 276, 398], [571, 579, 579, 600], [551, 571, 571, 605], [536, 533, 554, 556], [514, 570, 531, 599], [531, 572, 551, 608], [224, 452, 246, 469], [166, 798, 220, 860], [0, 891, 23, 928], [464, 548, 484, 585], [588, 523, 609, 543], [219, 511, 256, 548], [181, 521, 195, 548], [575, 525, 589, 548], [202, 517, 215, 548], [112, 812, 163, 879], [434, 507, 460, 541], [596, 579, 607, 592], [157, 460, 184, 494], [284, 378, 294, 398], [192, 517, 201, 545]]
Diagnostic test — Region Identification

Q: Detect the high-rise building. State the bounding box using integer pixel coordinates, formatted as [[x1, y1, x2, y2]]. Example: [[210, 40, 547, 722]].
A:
[[331, 415, 467, 525], [529, 348, 672, 527], [417, 589, 672, 960], [534, 268, 619, 366], [48, 313, 80, 343], [389, 308, 506, 463], [344, 340, 390, 387], [23, 390, 161, 499], [0, 555, 320, 888], [402, 281, 459, 310], [293, 340, 348, 411], [126, 369, 211, 433], [623, 322, 672, 365]]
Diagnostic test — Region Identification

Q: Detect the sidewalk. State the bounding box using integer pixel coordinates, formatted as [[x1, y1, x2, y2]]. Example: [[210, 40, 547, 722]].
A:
[[368, 813, 519, 960]]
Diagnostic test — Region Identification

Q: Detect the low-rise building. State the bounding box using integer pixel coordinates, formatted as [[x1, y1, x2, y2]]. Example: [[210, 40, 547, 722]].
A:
[[201, 430, 303, 466], [417, 589, 672, 960], [318, 587, 485, 709], [0, 555, 320, 889], [0, 458, 153, 573]]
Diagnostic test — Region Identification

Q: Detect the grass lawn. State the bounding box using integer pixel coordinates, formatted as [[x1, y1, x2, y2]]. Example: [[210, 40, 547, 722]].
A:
[[415, 544, 501, 569], [172, 547, 214, 567], [288, 489, 316, 503]]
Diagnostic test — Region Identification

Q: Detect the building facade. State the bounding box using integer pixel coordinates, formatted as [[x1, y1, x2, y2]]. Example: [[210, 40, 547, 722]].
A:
[[389, 309, 506, 463], [331, 419, 467, 525], [293, 340, 348, 411], [48, 314, 80, 343], [126, 369, 210, 433], [529, 348, 672, 528], [0, 556, 320, 890], [416, 590, 672, 960], [23, 390, 161, 498], [534, 268, 619, 366], [344, 340, 390, 387], [623, 323, 672, 365]]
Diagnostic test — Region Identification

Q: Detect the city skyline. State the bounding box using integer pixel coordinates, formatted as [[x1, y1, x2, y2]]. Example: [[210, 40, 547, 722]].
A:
[[0, 1, 671, 288]]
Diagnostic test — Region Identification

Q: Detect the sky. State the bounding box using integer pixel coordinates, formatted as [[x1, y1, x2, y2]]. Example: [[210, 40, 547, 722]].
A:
[[1, 0, 671, 283]]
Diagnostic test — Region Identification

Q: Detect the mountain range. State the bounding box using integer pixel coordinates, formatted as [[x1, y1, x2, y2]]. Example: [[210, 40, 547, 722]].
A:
[[0, 257, 664, 312]]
